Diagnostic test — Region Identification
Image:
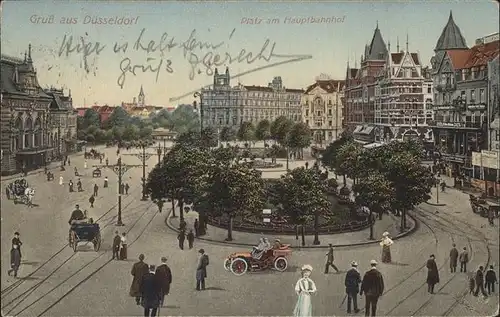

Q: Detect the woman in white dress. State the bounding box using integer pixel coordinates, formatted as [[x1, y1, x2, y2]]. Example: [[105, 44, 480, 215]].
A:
[[380, 231, 394, 263], [84, 160, 88, 169], [59, 175, 64, 185], [293, 264, 317, 317]]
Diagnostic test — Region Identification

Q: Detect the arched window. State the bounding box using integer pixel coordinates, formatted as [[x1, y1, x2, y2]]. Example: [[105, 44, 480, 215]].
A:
[[14, 117, 23, 150], [24, 117, 33, 148], [34, 117, 42, 147]]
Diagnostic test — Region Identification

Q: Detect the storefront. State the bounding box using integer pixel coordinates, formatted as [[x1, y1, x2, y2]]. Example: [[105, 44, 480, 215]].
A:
[[471, 150, 500, 197]]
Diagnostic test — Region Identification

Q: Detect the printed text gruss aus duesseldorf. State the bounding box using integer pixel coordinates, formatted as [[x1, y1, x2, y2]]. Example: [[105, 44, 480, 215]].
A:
[[241, 15, 346, 25]]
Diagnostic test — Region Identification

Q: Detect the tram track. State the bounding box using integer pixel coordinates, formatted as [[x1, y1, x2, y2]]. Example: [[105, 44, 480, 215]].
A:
[[0, 183, 143, 300], [10, 202, 158, 317]]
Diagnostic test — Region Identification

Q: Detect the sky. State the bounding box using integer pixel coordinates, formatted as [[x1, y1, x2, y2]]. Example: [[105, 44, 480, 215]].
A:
[[1, 0, 499, 107]]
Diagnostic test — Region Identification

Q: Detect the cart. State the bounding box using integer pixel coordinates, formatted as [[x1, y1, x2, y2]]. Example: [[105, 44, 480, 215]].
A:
[[69, 223, 101, 252]]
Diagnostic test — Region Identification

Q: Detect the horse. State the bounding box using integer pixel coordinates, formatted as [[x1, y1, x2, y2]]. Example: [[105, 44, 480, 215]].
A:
[[24, 187, 35, 207]]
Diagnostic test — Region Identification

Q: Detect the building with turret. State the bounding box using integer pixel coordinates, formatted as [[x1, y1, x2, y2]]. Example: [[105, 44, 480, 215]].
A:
[[121, 85, 163, 118], [200, 67, 303, 129], [429, 11, 499, 182], [1, 44, 77, 174]]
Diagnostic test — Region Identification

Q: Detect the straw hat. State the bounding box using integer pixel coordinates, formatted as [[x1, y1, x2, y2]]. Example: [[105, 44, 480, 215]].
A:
[[301, 264, 313, 272], [382, 232, 390, 237], [370, 260, 378, 265], [351, 261, 358, 267]]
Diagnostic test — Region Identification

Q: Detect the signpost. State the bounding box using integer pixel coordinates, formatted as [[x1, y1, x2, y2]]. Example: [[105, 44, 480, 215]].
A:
[[262, 209, 271, 223]]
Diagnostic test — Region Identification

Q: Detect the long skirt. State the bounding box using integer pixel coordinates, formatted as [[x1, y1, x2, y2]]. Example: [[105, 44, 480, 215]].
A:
[[382, 245, 391, 263], [120, 245, 127, 260], [293, 293, 312, 317]]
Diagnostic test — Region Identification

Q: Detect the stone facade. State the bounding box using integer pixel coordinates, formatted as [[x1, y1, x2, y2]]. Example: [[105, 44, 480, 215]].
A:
[[201, 68, 303, 129], [0, 46, 77, 174], [488, 55, 499, 151], [302, 75, 344, 145]]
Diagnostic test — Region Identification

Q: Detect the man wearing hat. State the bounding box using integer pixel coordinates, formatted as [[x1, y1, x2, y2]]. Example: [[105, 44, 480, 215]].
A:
[[344, 261, 361, 313], [325, 244, 339, 274], [141, 264, 161, 317], [360, 260, 384, 317], [196, 249, 209, 291], [155, 257, 172, 307]]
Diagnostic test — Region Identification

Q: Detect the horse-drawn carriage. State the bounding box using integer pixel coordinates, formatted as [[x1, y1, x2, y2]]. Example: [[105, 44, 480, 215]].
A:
[[6, 179, 35, 207], [223, 243, 292, 276], [84, 149, 103, 160], [469, 194, 500, 218], [47, 171, 54, 181], [92, 168, 101, 177], [69, 219, 101, 252]]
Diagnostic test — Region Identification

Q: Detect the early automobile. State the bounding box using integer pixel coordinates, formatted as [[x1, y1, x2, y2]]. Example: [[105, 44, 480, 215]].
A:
[[92, 168, 101, 177], [69, 219, 101, 252], [223, 244, 292, 276]]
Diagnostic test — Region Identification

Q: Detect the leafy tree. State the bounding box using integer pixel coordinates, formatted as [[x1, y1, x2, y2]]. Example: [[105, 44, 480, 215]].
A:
[[288, 122, 311, 158], [353, 171, 394, 239], [255, 119, 271, 142], [82, 108, 101, 129], [123, 125, 139, 141], [168, 104, 199, 133], [204, 163, 264, 241], [105, 107, 130, 129], [219, 126, 237, 142], [138, 126, 153, 139], [321, 136, 353, 175], [201, 127, 218, 147], [210, 146, 238, 166], [111, 126, 124, 142], [270, 116, 294, 145], [336, 141, 364, 185], [237, 122, 255, 143], [272, 167, 330, 245], [174, 130, 203, 148]]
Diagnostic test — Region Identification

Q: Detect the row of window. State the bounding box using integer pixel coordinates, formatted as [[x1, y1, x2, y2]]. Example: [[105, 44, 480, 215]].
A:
[[203, 91, 302, 100], [304, 109, 339, 116], [205, 109, 301, 116], [304, 119, 339, 127], [204, 100, 301, 107], [207, 115, 302, 125], [434, 88, 486, 105]]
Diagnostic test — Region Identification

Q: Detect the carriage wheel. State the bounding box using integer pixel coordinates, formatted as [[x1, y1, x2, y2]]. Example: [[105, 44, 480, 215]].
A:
[[230, 258, 248, 276], [274, 257, 288, 272], [93, 233, 101, 251], [71, 231, 78, 252], [223, 258, 231, 271]]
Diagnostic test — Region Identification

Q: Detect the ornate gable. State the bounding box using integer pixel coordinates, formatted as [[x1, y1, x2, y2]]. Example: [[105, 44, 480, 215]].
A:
[[439, 54, 454, 73]]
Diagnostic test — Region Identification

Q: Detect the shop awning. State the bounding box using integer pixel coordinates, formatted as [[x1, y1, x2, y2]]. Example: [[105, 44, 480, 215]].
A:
[[16, 147, 54, 155], [353, 125, 363, 133], [359, 126, 375, 135]]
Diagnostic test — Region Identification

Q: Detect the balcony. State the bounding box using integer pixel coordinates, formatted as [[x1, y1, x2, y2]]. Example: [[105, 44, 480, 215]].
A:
[[435, 82, 457, 92]]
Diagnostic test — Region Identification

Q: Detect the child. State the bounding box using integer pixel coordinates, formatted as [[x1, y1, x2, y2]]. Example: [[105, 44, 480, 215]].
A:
[[468, 272, 475, 294]]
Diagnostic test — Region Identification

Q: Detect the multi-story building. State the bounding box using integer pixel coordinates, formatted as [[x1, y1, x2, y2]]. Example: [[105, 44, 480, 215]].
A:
[[201, 68, 303, 129], [429, 11, 499, 178], [302, 74, 344, 145], [488, 55, 499, 151], [0, 45, 77, 174], [122, 86, 163, 118], [344, 24, 388, 143], [373, 41, 434, 144]]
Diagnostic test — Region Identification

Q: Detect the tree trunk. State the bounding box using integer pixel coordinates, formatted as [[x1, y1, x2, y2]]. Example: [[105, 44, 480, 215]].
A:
[[313, 212, 320, 245], [403, 209, 407, 229], [301, 225, 306, 246], [369, 209, 374, 240], [226, 215, 233, 241], [295, 225, 299, 240], [179, 200, 184, 222], [400, 209, 405, 233], [171, 198, 176, 218], [378, 210, 383, 220], [343, 174, 346, 186]]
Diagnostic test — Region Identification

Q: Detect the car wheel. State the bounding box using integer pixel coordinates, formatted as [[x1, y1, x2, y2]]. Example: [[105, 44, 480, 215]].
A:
[[223, 258, 231, 271], [274, 257, 288, 272], [230, 258, 248, 276]]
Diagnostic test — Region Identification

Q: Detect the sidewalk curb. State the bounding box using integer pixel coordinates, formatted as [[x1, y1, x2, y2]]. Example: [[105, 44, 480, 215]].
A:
[[425, 201, 447, 207], [165, 209, 418, 249]]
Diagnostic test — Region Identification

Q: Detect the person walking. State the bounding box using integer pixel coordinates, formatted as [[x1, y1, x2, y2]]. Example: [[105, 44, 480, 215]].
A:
[[360, 260, 384, 317], [449, 244, 459, 273], [67, 157, 71, 166], [104, 176, 109, 188], [125, 183, 130, 195], [59, 175, 64, 185], [426, 254, 440, 294], [120, 232, 128, 260], [7, 244, 21, 278], [69, 180, 74, 192], [485, 265, 497, 295], [474, 266, 488, 297], [93, 184, 99, 197], [12, 232, 22, 259], [106, 158, 109, 166], [293, 264, 317, 317], [459, 247, 469, 272], [324, 244, 339, 274], [344, 261, 361, 314], [155, 257, 172, 307], [380, 232, 393, 263], [89, 195, 95, 208], [120, 183, 125, 195], [194, 219, 200, 237], [112, 231, 121, 260], [177, 230, 185, 250], [77, 178, 83, 192], [84, 159, 88, 169], [187, 229, 195, 249], [141, 265, 161, 317], [130, 254, 149, 305], [196, 249, 209, 291]]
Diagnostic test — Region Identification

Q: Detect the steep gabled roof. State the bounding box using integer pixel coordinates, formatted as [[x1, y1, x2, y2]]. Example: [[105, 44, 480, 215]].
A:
[[464, 40, 500, 68], [446, 50, 472, 69], [366, 25, 388, 60], [391, 53, 404, 64], [304, 80, 345, 94], [435, 11, 468, 51]]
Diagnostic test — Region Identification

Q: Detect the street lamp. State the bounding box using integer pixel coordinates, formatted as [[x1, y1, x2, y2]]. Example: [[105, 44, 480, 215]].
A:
[[123, 141, 154, 201], [93, 158, 141, 226], [156, 144, 162, 165], [193, 91, 203, 134]]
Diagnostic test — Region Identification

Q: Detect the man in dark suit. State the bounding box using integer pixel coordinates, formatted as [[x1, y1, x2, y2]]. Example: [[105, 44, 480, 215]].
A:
[[155, 257, 172, 307], [141, 265, 161, 317], [112, 231, 121, 260], [196, 249, 209, 291], [12, 232, 22, 259], [325, 244, 339, 274], [360, 260, 384, 317], [345, 261, 361, 313]]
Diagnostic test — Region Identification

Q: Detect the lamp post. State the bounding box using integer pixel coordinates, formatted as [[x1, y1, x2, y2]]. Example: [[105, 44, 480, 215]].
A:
[[156, 144, 162, 165], [94, 158, 141, 226], [123, 142, 154, 201], [193, 91, 203, 135]]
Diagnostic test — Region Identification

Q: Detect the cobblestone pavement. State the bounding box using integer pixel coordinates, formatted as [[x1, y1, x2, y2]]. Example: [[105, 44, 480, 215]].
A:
[[1, 149, 498, 316]]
